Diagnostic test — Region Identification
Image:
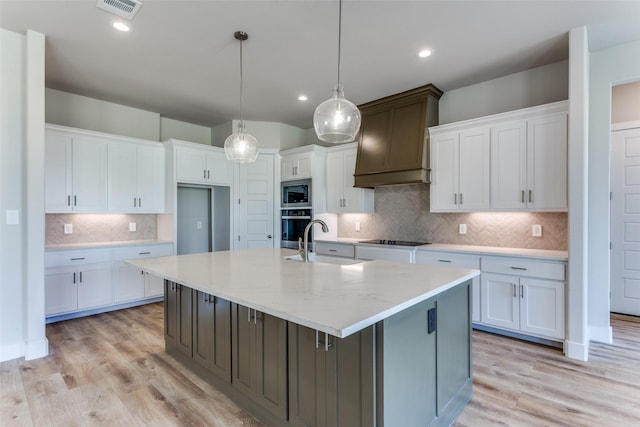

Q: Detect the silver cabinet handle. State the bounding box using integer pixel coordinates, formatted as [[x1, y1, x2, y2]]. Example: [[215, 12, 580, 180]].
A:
[[139, 251, 151, 255], [315, 330, 333, 351], [438, 259, 452, 263], [74, 196, 77, 206], [207, 170, 210, 179], [70, 257, 85, 261], [520, 284, 524, 299], [521, 190, 525, 203], [73, 272, 76, 284], [513, 283, 517, 298], [203, 170, 207, 179], [459, 193, 463, 205], [510, 266, 527, 271], [329, 249, 337, 252], [138, 197, 141, 207], [140, 270, 144, 275], [79, 271, 83, 283], [529, 190, 532, 203], [454, 193, 457, 204], [133, 197, 137, 207], [67, 195, 71, 206]]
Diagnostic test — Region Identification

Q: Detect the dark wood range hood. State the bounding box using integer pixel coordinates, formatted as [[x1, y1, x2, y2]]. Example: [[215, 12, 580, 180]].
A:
[[354, 84, 443, 188]]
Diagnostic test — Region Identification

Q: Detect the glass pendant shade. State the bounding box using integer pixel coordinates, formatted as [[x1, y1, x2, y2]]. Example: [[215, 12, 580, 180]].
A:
[[314, 85, 361, 143], [224, 123, 259, 163]]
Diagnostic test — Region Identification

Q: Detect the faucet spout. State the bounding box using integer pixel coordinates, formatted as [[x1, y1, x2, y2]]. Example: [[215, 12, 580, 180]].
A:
[[301, 219, 329, 262]]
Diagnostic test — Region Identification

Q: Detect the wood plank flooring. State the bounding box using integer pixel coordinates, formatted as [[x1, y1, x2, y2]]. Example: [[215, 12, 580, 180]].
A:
[[2, 304, 639, 426]]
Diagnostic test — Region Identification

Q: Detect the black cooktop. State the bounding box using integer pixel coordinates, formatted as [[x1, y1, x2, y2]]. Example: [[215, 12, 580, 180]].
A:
[[358, 239, 431, 246]]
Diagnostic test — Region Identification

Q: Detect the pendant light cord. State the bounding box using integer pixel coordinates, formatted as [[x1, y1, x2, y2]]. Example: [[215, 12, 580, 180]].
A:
[[239, 35, 244, 126], [336, 0, 342, 87]]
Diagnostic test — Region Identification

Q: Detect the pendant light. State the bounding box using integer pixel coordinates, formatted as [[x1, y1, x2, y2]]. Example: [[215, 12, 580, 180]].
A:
[[313, 0, 361, 143], [224, 31, 259, 163]]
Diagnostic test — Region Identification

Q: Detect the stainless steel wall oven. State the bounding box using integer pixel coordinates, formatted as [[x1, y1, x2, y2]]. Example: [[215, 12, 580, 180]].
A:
[[281, 208, 312, 249]]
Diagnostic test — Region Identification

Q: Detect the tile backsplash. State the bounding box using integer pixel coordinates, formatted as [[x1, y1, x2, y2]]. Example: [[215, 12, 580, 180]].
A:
[[46, 214, 157, 245], [338, 184, 568, 250]]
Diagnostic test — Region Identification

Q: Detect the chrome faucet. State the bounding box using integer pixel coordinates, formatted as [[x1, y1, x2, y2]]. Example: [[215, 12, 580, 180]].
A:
[[298, 219, 329, 262]]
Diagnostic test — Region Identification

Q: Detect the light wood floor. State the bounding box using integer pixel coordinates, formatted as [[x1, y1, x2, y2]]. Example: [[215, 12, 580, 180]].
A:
[[2, 304, 639, 426]]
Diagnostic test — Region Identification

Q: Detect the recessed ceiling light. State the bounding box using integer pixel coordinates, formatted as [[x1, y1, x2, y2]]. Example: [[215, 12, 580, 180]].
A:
[[298, 95, 308, 101], [113, 22, 130, 32], [418, 49, 432, 58]]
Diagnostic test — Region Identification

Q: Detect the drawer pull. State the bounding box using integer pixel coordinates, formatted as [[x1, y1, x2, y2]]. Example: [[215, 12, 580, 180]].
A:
[[70, 257, 85, 261], [438, 259, 452, 263], [328, 249, 337, 252], [139, 252, 151, 255], [513, 283, 517, 298], [510, 266, 527, 271]]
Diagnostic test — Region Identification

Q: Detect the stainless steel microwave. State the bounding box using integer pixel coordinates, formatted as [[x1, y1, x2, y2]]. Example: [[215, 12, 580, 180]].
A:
[[281, 179, 311, 208]]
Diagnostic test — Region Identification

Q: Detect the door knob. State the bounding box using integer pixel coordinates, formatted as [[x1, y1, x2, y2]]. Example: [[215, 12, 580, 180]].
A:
[[267, 235, 273, 239]]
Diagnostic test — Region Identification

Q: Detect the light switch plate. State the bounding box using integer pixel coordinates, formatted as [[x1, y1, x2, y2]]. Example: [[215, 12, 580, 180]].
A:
[[532, 224, 542, 237], [459, 224, 467, 235], [129, 222, 137, 232], [6, 210, 19, 225], [63, 223, 73, 234], [355, 221, 361, 232], [196, 221, 202, 230]]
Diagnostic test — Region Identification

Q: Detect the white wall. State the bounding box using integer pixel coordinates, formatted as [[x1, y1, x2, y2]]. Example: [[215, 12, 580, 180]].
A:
[[45, 88, 160, 140], [160, 117, 211, 145], [221, 120, 307, 150], [0, 29, 47, 362], [612, 81, 640, 123], [439, 60, 569, 124], [588, 38, 640, 344]]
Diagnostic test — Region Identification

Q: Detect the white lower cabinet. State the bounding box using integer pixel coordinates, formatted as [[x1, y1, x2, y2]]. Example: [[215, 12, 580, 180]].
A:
[[481, 256, 565, 340], [45, 262, 113, 316], [355, 245, 413, 263], [113, 243, 173, 303], [414, 251, 481, 323], [314, 241, 355, 258], [46, 243, 173, 320]]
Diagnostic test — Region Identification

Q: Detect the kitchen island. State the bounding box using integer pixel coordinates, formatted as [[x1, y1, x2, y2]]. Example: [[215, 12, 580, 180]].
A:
[[128, 248, 478, 427]]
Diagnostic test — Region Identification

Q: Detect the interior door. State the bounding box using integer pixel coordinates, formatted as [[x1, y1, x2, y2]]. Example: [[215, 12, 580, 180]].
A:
[[237, 153, 275, 249], [611, 125, 640, 315]]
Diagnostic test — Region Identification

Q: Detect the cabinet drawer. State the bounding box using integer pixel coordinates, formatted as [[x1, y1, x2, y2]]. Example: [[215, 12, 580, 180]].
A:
[[355, 245, 413, 263], [415, 251, 480, 269], [481, 256, 565, 281], [45, 248, 113, 268], [315, 242, 355, 258], [114, 244, 173, 261]]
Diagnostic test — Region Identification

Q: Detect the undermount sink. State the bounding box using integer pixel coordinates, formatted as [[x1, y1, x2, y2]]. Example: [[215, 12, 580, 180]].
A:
[[285, 254, 363, 266]]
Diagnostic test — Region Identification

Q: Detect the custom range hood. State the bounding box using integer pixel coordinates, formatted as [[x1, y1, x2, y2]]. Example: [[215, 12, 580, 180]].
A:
[[354, 84, 443, 188]]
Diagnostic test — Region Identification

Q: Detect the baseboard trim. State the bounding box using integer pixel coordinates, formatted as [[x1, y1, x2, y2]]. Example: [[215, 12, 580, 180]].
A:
[[564, 340, 589, 361], [589, 325, 613, 344]]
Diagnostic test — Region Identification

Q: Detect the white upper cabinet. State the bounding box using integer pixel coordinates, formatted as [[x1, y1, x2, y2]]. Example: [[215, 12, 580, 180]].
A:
[[176, 145, 232, 185], [430, 127, 490, 212], [491, 113, 567, 211], [108, 142, 165, 213], [326, 144, 374, 213], [429, 101, 568, 213], [281, 151, 313, 180], [45, 128, 108, 213]]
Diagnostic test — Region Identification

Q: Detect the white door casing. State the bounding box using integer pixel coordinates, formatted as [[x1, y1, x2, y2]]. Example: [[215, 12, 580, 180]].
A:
[[611, 125, 640, 315]]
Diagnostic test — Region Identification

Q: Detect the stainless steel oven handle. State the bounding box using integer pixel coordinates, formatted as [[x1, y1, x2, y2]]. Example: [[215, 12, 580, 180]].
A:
[[281, 216, 312, 219]]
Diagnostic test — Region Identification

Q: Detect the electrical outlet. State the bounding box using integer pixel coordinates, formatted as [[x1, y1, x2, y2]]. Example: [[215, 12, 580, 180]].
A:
[[355, 221, 361, 232], [64, 223, 73, 234], [129, 222, 137, 232], [532, 224, 542, 237], [459, 224, 467, 235], [196, 221, 202, 230]]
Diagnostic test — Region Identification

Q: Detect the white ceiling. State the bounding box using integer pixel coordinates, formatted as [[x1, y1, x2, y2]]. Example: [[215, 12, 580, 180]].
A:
[[2, 1, 640, 129]]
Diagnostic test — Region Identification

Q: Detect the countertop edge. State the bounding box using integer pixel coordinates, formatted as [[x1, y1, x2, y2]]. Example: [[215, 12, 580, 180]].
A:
[[46, 240, 174, 251]]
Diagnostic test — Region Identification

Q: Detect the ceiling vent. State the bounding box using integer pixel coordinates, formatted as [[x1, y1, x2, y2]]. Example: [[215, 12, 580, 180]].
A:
[[96, 0, 142, 20]]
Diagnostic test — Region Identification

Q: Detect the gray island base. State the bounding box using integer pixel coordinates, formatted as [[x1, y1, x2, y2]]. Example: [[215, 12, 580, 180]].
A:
[[128, 249, 476, 427]]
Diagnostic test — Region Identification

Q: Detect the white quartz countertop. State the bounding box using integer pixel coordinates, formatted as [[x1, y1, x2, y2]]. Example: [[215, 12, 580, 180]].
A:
[[315, 238, 567, 261], [46, 240, 173, 251], [127, 248, 478, 338], [415, 244, 567, 261]]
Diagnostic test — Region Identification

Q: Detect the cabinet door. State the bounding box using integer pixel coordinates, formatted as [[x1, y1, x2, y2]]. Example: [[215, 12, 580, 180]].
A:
[[177, 284, 193, 357], [481, 273, 519, 331], [45, 266, 77, 316], [144, 273, 164, 297], [77, 263, 113, 310], [176, 146, 207, 183], [527, 113, 568, 210], [165, 282, 179, 347], [255, 311, 288, 420], [113, 262, 145, 303], [295, 153, 313, 178], [342, 149, 372, 213], [458, 127, 490, 210], [72, 136, 108, 212], [326, 151, 344, 212], [430, 132, 459, 211], [281, 156, 297, 180], [108, 143, 137, 212], [490, 120, 527, 210], [192, 291, 215, 370], [206, 151, 232, 185], [520, 278, 565, 339], [232, 304, 256, 397], [45, 133, 73, 212], [137, 145, 165, 212]]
